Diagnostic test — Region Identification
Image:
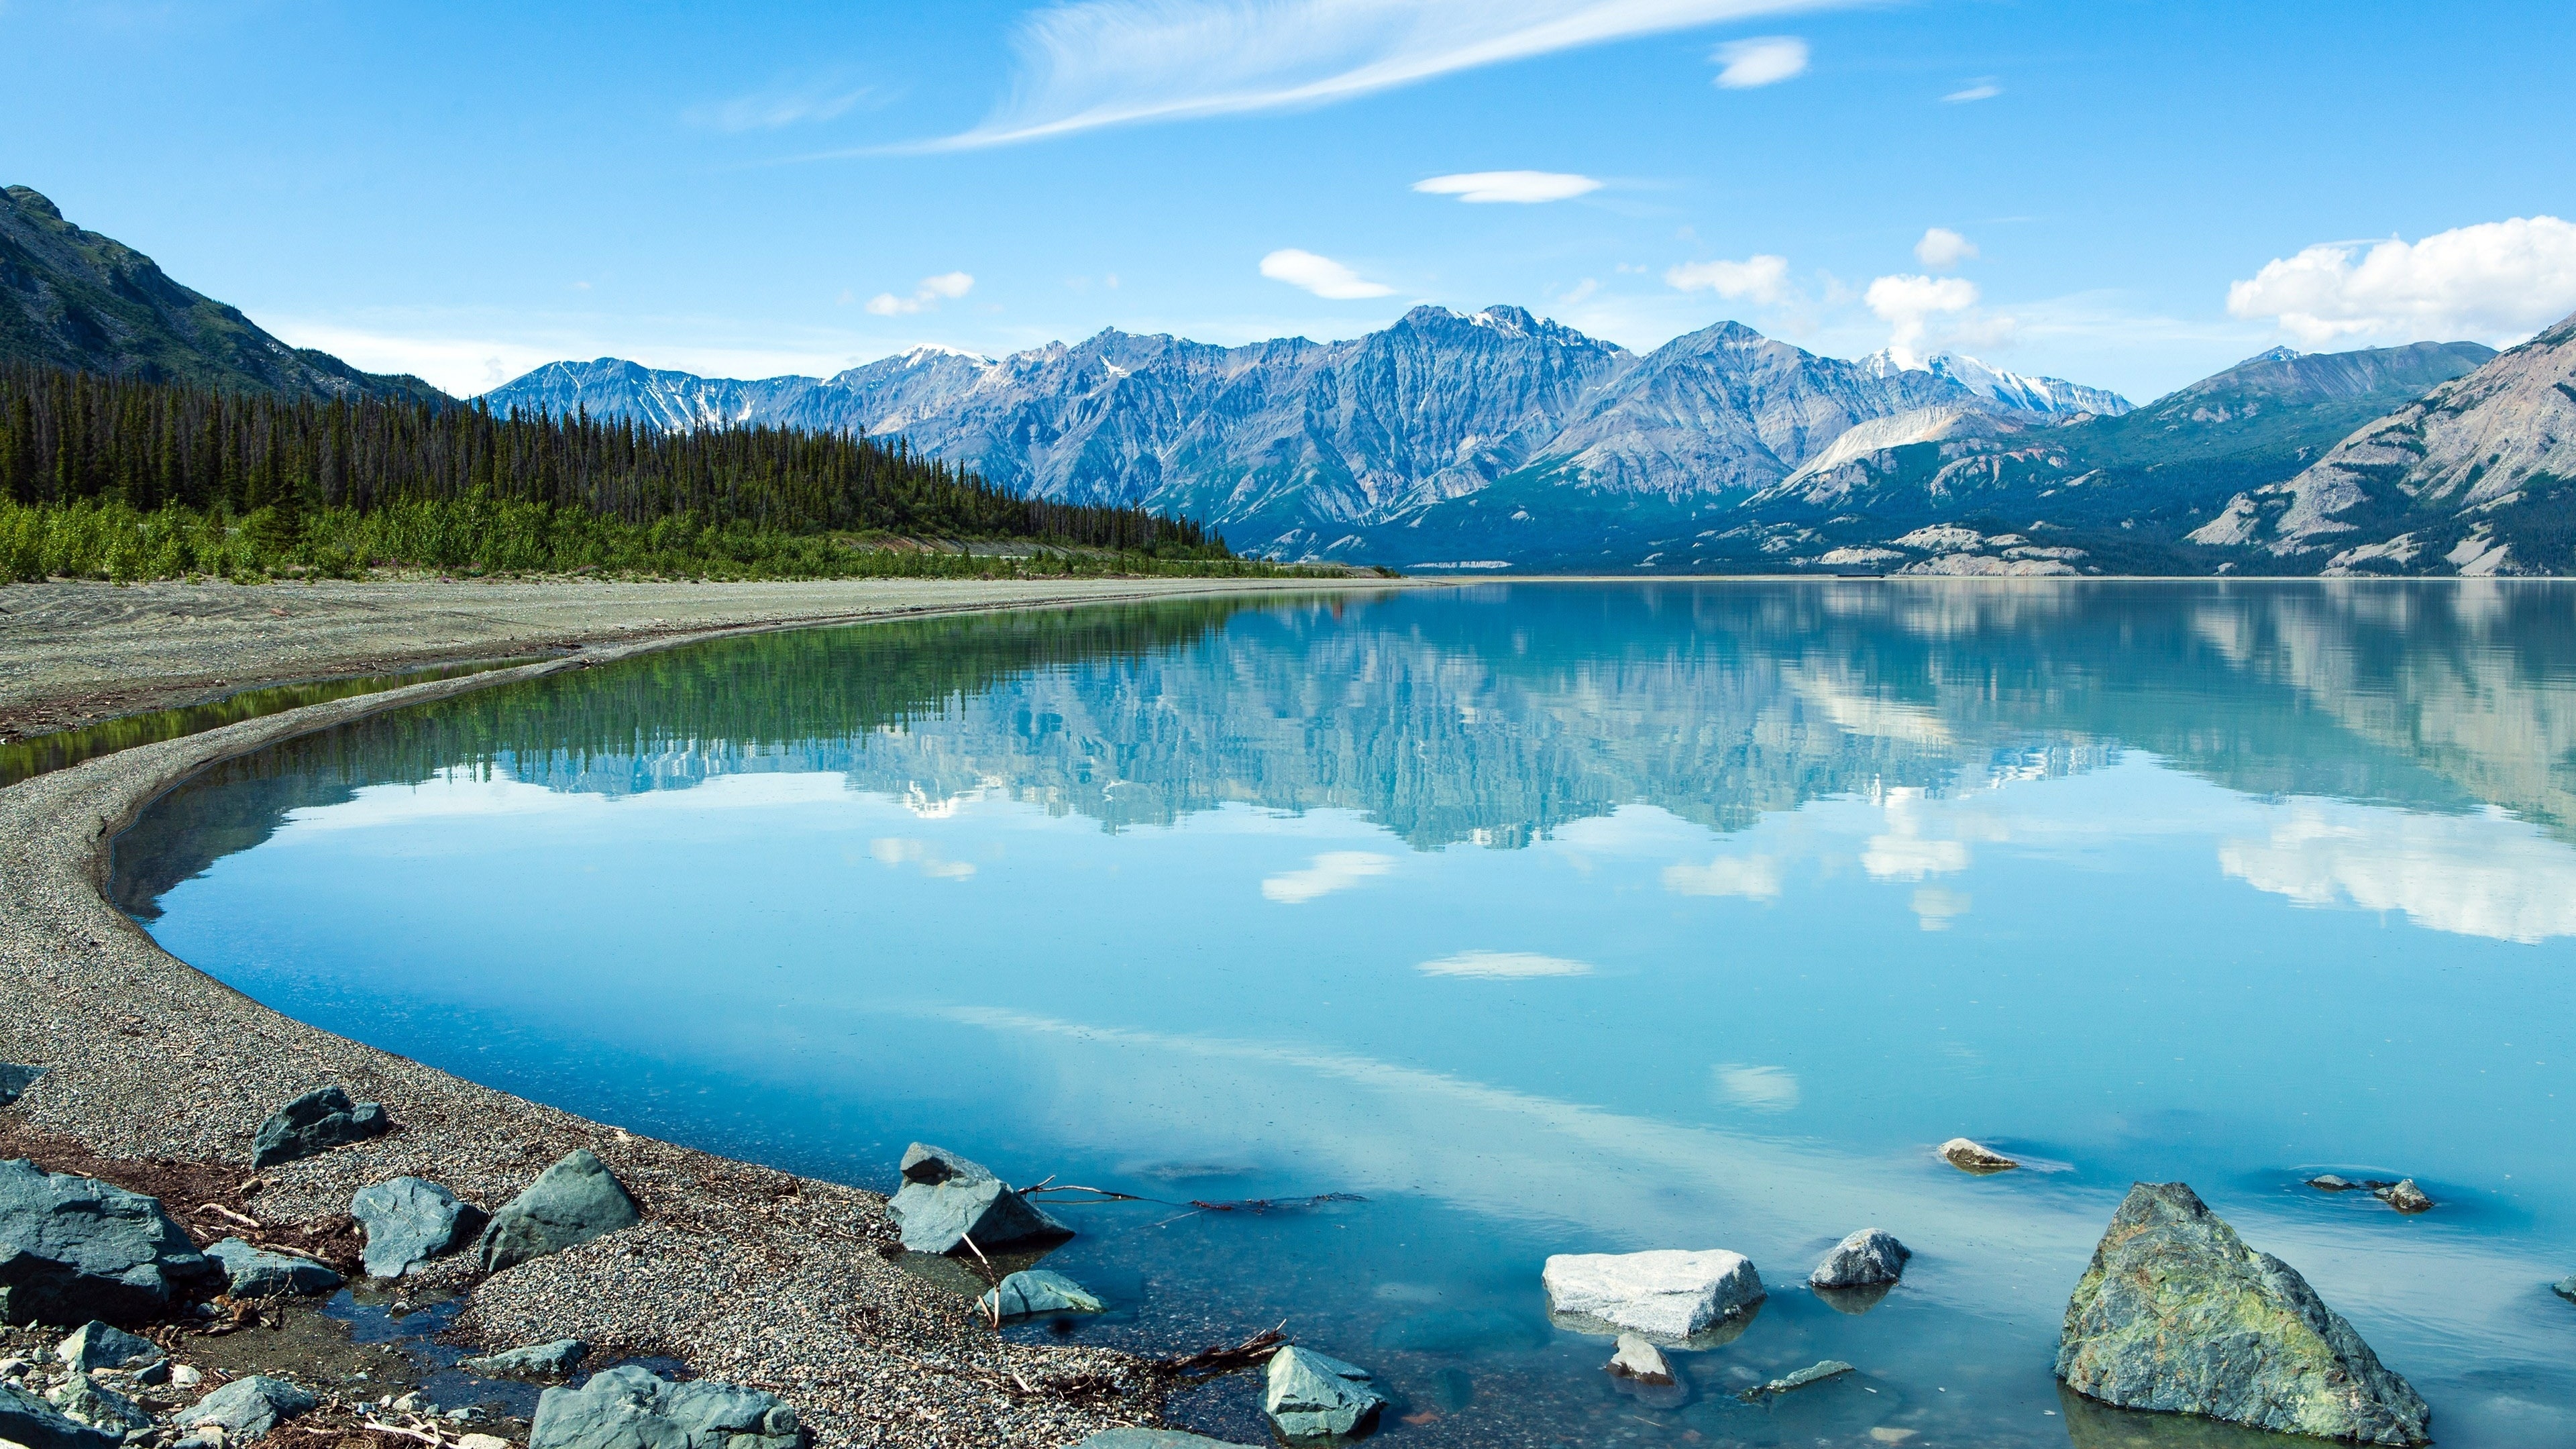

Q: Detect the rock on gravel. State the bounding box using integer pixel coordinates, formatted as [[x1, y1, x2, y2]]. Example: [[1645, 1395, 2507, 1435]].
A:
[[0, 1382, 121, 1449], [56, 1320, 164, 1371], [182, 1375, 319, 1442], [0, 1158, 222, 1324], [479, 1149, 641, 1274], [1261, 1346, 1384, 1442], [1811, 1228, 1911, 1288], [207, 1238, 344, 1297], [1543, 1248, 1766, 1339], [978, 1269, 1104, 1320], [2055, 1181, 2430, 1446], [458, 1339, 589, 1381], [530, 1364, 800, 1449], [250, 1086, 390, 1168], [885, 1143, 1073, 1256], [352, 1177, 488, 1277], [1939, 1138, 2019, 1173], [0, 1064, 42, 1107], [48, 1375, 153, 1434]]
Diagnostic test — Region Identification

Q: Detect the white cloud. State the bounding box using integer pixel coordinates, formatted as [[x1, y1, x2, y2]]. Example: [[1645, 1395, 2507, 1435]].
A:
[[1915, 227, 1977, 269], [2220, 799, 2576, 944], [870, 837, 976, 880], [1665, 254, 1789, 303], [1713, 1063, 1800, 1111], [865, 270, 977, 316], [1413, 170, 1602, 204], [1662, 855, 1780, 899], [686, 80, 870, 133], [1942, 79, 2000, 103], [1262, 850, 1396, 903], [2224, 216, 2576, 347], [1865, 272, 1979, 366], [1417, 950, 1595, 979], [1260, 248, 1395, 300], [1911, 885, 1971, 931], [1862, 834, 1968, 880], [1711, 35, 1808, 89], [926, 0, 1837, 149]]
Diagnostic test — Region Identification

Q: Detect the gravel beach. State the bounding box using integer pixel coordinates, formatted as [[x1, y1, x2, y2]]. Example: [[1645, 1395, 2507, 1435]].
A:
[[0, 575, 1403, 1448]]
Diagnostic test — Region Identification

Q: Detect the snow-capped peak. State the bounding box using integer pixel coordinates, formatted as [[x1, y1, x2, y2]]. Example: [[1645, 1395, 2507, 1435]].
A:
[[1858, 349, 2133, 418]]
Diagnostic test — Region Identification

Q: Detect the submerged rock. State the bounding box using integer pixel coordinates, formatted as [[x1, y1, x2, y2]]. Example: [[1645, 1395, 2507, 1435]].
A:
[[1812, 1281, 1894, 1316], [977, 1269, 1103, 1320], [352, 1177, 487, 1278], [0, 1159, 222, 1324], [1741, 1360, 1854, 1400], [1939, 1138, 2019, 1173], [2055, 1181, 2430, 1446], [0, 1383, 121, 1449], [2555, 1274, 2576, 1305], [2305, 1175, 2362, 1192], [1811, 1228, 1911, 1288], [1076, 1434, 1252, 1448], [1262, 1346, 1384, 1442], [884, 1143, 1072, 1256], [1606, 1332, 1674, 1385], [48, 1375, 152, 1435], [0, 1065, 43, 1108], [529, 1364, 799, 1449], [478, 1150, 641, 1275], [56, 1320, 164, 1372], [2373, 1180, 2432, 1214], [1542, 1248, 1765, 1339], [184, 1375, 319, 1442], [207, 1239, 343, 1297], [459, 1339, 588, 1381], [250, 1087, 390, 1168]]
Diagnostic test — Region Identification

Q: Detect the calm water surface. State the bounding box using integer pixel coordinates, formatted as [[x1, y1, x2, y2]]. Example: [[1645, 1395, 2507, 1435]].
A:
[[118, 583, 2576, 1448]]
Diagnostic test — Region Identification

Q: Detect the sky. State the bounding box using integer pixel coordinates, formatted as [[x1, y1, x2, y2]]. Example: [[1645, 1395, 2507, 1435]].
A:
[[6, 0, 2574, 403]]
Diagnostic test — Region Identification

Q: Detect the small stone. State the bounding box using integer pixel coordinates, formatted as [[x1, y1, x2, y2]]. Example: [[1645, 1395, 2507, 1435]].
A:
[[1542, 1248, 1765, 1339], [205, 1240, 342, 1298], [478, 1150, 641, 1275], [1741, 1360, 1855, 1400], [458, 1340, 588, 1381], [2554, 1275, 2575, 1304], [883, 1144, 1073, 1256], [56, 1323, 164, 1373], [351, 1178, 487, 1279], [457, 1436, 513, 1449], [250, 1087, 390, 1169], [529, 1364, 798, 1449], [390, 1393, 427, 1413], [182, 1376, 318, 1443], [47, 1375, 153, 1434], [1938, 1138, 2019, 1173], [170, 1366, 203, 1390], [2373, 1179, 2432, 1214], [1262, 1346, 1385, 1442], [1810, 1229, 1911, 1288], [0, 1064, 43, 1108], [0, 1381, 122, 1449], [1869, 1430, 1919, 1445], [0, 1357, 27, 1379], [977, 1270, 1104, 1320], [2306, 1174, 2359, 1191], [1605, 1333, 1673, 1386], [131, 1358, 171, 1386]]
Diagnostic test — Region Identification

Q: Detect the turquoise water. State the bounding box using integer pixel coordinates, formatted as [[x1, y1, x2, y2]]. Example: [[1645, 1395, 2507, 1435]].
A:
[[119, 583, 2576, 1446]]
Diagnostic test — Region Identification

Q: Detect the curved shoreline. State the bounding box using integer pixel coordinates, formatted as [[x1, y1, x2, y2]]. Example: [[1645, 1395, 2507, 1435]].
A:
[[0, 578, 1400, 1447]]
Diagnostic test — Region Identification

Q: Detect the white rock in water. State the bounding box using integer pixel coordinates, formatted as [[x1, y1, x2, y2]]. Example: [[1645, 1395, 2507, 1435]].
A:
[[1606, 1333, 1674, 1385], [1543, 1248, 1765, 1338], [1939, 1138, 2019, 1173]]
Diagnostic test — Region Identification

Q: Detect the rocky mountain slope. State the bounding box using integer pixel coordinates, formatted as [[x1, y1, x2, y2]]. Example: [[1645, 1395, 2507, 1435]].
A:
[[1861, 350, 2133, 418], [2188, 311, 2576, 574], [0, 186, 445, 404]]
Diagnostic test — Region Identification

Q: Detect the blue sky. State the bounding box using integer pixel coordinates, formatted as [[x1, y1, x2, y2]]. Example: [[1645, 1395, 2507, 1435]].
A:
[[7, 1, 2573, 402]]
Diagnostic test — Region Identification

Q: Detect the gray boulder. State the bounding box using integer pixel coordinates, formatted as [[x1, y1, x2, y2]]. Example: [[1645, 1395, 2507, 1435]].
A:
[[2373, 1179, 2432, 1214], [2555, 1274, 2575, 1304], [0, 1383, 121, 1449], [56, 1321, 164, 1372], [884, 1144, 1072, 1256], [977, 1269, 1104, 1320], [459, 1339, 588, 1381], [351, 1177, 487, 1278], [0, 1065, 42, 1107], [48, 1375, 153, 1435], [207, 1239, 343, 1298], [182, 1376, 318, 1442], [478, 1150, 641, 1274], [250, 1087, 390, 1168], [1542, 1248, 1765, 1339], [1810, 1228, 1911, 1288], [529, 1364, 800, 1449], [0, 1159, 221, 1324], [1075, 1434, 1252, 1448], [1262, 1346, 1384, 1442], [2055, 1182, 2430, 1446]]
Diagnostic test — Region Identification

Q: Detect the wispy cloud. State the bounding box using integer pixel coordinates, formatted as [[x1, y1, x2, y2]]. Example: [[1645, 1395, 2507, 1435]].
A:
[[921, 0, 1843, 150], [1413, 170, 1602, 204], [1260, 248, 1394, 299], [1710, 35, 1807, 88], [1665, 254, 1789, 303], [686, 80, 872, 133], [1417, 950, 1595, 979], [865, 270, 975, 316], [1713, 1063, 1800, 1111], [1662, 855, 1781, 898], [1262, 850, 1396, 902], [1942, 78, 2000, 103]]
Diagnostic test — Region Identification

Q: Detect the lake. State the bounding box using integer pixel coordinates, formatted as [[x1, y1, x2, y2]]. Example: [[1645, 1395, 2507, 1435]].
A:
[[116, 581, 2576, 1447]]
